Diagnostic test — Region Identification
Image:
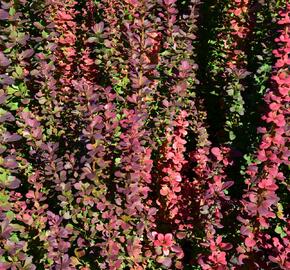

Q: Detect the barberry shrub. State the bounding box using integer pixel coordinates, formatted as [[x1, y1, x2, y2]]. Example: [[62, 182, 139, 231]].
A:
[[0, 0, 289, 269]]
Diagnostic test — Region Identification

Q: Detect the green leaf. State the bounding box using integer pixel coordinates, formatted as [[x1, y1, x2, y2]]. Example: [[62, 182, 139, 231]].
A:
[[229, 131, 236, 141], [6, 211, 14, 220], [227, 88, 234, 96], [0, 192, 9, 203], [115, 158, 121, 165], [7, 102, 19, 110], [15, 66, 23, 76], [0, 170, 7, 182], [275, 225, 287, 238], [10, 233, 19, 242], [0, 109, 7, 116], [114, 87, 124, 95], [41, 30, 49, 39], [19, 83, 28, 96], [9, 7, 16, 16], [114, 130, 121, 138], [7, 86, 18, 95]]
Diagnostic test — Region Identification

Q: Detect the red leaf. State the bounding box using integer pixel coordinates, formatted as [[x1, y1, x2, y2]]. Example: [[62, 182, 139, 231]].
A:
[[211, 147, 222, 160], [245, 237, 256, 248]]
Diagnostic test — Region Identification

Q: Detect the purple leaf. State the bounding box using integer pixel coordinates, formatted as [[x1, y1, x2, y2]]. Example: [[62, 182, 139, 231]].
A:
[[8, 177, 21, 189], [2, 132, 21, 142], [4, 157, 18, 169], [0, 74, 14, 85], [0, 112, 15, 123], [0, 52, 10, 67], [0, 9, 9, 20], [222, 181, 234, 190], [0, 219, 13, 239], [0, 92, 7, 104], [19, 49, 34, 59]]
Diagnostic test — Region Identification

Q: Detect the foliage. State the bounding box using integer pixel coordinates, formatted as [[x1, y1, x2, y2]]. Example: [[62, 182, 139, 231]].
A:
[[0, 0, 289, 269]]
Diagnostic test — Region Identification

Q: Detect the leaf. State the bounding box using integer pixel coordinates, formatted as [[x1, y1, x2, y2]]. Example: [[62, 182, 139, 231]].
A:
[[70, 256, 81, 266], [15, 66, 23, 76], [7, 86, 17, 95], [229, 131, 236, 141], [3, 132, 21, 142], [87, 37, 98, 43], [115, 158, 121, 165], [19, 49, 34, 59], [245, 237, 256, 248], [0, 170, 7, 182], [0, 52, 10, 67], [131, 75, 150, 89], [7, 102, 18, 110], [93, 22, 104, 34], [33, 22, 44, 30], [0, 9, 9, 20], [157, 256, 172, 267], [9, 7, 15, 16], [222, 181, 234, 190], [41, 30, 49, 39], [275, 225, 286, 238], [211, 147, 223, 160], [277, 203, 284, 219], [10, 233, 19, 242], [8, 177, 21, 189], [5, 211, 14, 220]]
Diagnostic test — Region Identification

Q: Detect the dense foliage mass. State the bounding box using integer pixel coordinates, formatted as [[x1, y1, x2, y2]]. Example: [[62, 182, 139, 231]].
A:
[[0, 0, 289, 269]]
